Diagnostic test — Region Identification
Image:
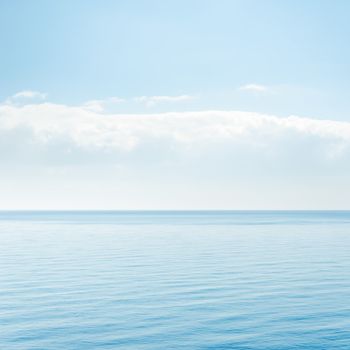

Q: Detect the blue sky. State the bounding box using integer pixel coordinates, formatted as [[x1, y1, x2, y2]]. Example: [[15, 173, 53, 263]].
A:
[[1, 1, 350, 209], [2, 0, 350, 118]]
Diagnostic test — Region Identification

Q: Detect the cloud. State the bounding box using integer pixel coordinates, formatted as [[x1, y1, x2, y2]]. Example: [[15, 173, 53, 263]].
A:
[[2, 99, 350, 209], [1, 100, 350, 169], [238, 84, 269, 93], [135, 95, 195, 107], [82, 97, 125, 112], [10, 90, 48, 101], [81, 95, 193, 111]]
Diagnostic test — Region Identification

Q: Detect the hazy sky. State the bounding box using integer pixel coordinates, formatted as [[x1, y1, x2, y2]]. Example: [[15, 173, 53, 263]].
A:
[[1, 0, 350, 209]]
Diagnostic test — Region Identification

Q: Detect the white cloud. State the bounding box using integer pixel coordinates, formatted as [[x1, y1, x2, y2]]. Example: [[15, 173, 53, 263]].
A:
[[238, 84, 269, 92], [82, 100, 106, 113], [82, 95, 192, 111], [10, 90, 47, 101], [82, 97, 125, 112], [135, 95, 194, 107], [1, 101, 350, 166], [2, 99, 350, 209]]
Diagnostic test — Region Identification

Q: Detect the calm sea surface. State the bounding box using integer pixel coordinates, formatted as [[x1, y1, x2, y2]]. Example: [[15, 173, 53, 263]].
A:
[[1, 211, 350, 349]]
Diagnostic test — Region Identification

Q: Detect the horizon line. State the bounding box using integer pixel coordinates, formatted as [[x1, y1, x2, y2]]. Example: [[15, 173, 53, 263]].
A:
[[1, 209, 350, 212]]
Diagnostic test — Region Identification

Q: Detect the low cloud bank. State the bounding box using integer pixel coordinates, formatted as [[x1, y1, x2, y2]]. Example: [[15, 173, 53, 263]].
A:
[[1, 101, 350, 166]]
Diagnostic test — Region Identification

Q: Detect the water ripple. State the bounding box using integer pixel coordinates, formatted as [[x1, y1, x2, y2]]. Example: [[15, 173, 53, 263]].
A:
[[1, 212, 350, 349]]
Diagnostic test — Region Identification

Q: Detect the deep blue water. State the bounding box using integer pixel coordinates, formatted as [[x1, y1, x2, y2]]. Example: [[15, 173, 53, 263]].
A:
[[1, 211, 350, 349]]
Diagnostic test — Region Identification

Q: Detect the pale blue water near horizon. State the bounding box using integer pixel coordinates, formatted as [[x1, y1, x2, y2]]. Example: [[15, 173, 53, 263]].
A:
[[1, 211, 350, 349]]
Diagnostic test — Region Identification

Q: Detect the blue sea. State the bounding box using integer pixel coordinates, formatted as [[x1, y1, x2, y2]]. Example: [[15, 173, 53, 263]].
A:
[[1, 211, 350, 349]]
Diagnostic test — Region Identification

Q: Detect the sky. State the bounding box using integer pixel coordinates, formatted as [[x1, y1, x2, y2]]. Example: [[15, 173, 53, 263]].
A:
[[1, 0, 350, 209]]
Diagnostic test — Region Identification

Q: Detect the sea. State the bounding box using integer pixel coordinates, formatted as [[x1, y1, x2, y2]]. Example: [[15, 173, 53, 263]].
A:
[[1, 211, 350, 349]]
